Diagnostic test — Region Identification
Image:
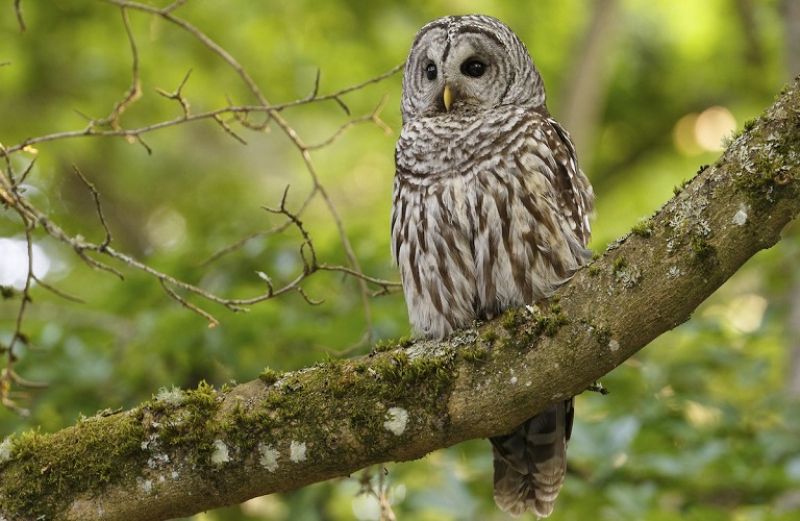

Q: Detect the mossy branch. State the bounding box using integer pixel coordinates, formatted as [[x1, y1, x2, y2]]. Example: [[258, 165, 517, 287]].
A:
[[2, 79, 800, 521]]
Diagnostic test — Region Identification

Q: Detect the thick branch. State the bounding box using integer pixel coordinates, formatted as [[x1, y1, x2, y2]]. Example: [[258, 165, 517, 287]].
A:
[[1, 80, 799, 521]]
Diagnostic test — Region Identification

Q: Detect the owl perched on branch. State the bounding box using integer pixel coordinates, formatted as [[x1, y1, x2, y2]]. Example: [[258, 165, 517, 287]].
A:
[[391, 15, 594, 517]]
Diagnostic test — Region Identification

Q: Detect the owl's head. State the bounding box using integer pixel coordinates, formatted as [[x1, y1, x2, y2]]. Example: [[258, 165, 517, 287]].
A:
[[400, 15, 545, 122]]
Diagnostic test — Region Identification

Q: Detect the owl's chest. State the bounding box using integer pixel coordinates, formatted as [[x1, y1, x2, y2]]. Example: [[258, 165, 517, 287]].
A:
[[396, 114, 521, 175]]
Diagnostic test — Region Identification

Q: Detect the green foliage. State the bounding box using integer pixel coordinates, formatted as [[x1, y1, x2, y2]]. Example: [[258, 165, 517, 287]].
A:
[[2, 2, 800, 521]]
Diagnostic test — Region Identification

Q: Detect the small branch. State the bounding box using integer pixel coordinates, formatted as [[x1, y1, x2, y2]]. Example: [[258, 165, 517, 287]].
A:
[[162, 0, 187, 13], [31, 275, 85, 304], [13, 0, 25, 32], [155, 69, 192, 118], [0, 62, 400, 157], [0, 219, 34, 416], [197, 184, 315, 267], [317, 264, 401, 294], [306, 96, 392, 151], [212, 114, 247, 145], [159, 280, 220, 329], [263, 186, 317, 271], [97, 7, 142, 132], [72, 165, 112, 250]]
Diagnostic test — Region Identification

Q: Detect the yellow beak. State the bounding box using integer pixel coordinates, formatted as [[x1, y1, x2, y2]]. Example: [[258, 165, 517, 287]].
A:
[[443, 84, 453, 111]]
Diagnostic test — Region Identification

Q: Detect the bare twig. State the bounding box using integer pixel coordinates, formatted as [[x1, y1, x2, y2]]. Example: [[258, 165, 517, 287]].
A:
[[162, 0, 188, 14], [0, 65, 399, 156], [98, 7, 142, 132], [155, 69, 192, 118], [0, 218, 34, 416], [13, 0, 25, 32], [17, 156, 37, 186], [212, 114, 247, 145], [31, 275, 85, 304], [72, 165, 113, 250], [160, 280, 220, 328], [198, 185, 316, 267], [358, 466, 397, 521], [306, 96, 392, 150], [263, 186, 317, 271]]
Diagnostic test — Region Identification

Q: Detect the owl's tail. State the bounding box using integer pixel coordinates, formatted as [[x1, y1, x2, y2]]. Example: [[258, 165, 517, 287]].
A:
[[490, 399, 574, 518]]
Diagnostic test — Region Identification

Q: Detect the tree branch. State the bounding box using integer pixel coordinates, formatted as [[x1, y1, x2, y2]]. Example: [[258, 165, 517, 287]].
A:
[[1, 78, 799, 521]]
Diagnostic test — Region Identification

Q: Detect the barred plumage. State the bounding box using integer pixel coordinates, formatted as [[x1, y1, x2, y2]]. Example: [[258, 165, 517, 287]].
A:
[[392, 15, 593, 517]]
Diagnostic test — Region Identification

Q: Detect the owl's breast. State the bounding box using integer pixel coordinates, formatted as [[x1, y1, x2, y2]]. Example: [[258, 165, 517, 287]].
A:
[[393, 107, 590, 337], [396, 110, 528, 179]]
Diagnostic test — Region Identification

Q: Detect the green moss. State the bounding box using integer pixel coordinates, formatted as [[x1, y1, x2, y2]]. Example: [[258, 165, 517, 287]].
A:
[[690, 235, 715, 261], [372, 335, 413, 354], [481, 329, 499, 345], [313, 349, 458, 449], [0, 411, 147, 519], [743, 118, 757, 132], [153, 381, 221, 467], [587, 263, 602, 276], [461, 344, 489, 363], [501, 308, 524, 331], [0, 349, 464, 518], [612, 256, 627, 275], [533, 305, 568, 337], [631, 219, 653, 238], [259, 367, 282, 385]]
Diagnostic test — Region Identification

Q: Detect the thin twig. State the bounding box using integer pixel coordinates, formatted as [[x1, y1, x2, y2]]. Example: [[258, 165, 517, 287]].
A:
[[307, 96, 392, 150], [14, 0, 26, 32], [72, 165, 113, 249], [17, 156, 37, 186], [0, 64, 400, 156], [155, 69, 192, 118], [160, 279, 220, 328], [212, 114, 247, 145], [32, 275, 85, 304], [1, 216, 35, 416], [98, 7, 142, 131]]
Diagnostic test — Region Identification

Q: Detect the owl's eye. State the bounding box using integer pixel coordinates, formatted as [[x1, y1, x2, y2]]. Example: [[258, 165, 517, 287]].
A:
[[461, 59, 486, 78], [424, 63, 437, 81]]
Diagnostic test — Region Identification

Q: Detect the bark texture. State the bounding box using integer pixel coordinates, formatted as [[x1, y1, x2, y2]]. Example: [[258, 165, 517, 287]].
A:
[[1, 79, 799, 521]]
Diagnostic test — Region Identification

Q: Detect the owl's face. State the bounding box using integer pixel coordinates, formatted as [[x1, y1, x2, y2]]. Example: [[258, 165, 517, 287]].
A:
[[400, 15, 545, 122]]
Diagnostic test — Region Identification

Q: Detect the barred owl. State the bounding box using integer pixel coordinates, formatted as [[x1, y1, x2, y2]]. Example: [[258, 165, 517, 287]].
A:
[[391, 15, 594, 517]]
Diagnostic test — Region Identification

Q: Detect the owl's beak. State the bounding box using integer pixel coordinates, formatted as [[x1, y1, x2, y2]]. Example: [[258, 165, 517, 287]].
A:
[[443, 84, 453, 111]]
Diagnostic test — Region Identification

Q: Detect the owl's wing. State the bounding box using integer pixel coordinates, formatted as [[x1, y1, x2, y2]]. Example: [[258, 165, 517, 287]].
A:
[[542, 117, 594, 248], [489, 114, 592, 517]]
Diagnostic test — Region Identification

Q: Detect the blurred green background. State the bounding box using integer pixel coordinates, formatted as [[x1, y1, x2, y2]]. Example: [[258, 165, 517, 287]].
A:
[[2, 1, 800, 520]]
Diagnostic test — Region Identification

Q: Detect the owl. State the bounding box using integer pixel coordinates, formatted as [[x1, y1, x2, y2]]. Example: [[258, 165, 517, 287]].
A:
[[391, 15, 594, 517]]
